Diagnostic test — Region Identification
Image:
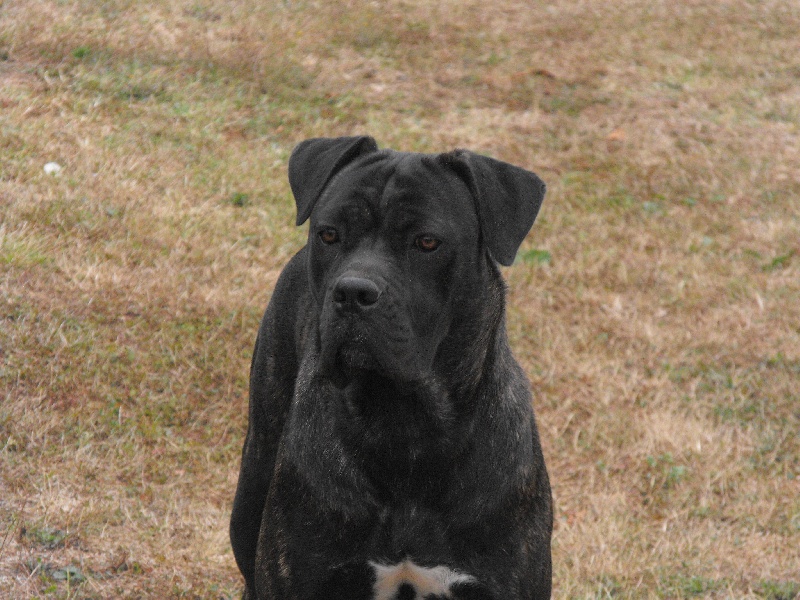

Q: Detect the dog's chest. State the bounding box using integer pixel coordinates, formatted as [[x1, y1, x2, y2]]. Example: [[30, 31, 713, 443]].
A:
[[369, 559, 476, 600]]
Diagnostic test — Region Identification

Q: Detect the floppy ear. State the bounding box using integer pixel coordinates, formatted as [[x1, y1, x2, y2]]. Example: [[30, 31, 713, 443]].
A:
[[288, 136, 379, 226], [442, 149, 546, 266]]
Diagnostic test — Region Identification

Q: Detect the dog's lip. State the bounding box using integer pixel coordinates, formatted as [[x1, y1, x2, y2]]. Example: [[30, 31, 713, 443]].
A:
[[331, 344, 384, 387], [318, 317, 424, 387], [318, 328, 384, 388], [337, 343, 375, 367]]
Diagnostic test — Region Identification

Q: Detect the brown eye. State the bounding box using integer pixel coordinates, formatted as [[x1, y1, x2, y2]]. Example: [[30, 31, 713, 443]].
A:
[[319, 228, 339, 244], [415, 235, 441, 252]]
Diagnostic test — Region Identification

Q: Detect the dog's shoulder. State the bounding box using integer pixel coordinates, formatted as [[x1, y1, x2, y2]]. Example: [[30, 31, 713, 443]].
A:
[[266, 245, 312, 318], [252, 245, 313, 378]]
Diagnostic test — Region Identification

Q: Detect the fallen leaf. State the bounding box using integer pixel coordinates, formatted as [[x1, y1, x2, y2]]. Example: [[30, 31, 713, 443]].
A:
[[607, 128, 626, 141]]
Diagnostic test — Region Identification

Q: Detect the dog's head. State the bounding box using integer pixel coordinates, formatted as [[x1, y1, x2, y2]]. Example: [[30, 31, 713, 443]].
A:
[[289, 136, 545, 388]]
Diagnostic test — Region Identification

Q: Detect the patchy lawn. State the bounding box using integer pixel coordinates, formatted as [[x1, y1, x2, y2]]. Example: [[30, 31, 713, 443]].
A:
[[1, 0, 798, 597]]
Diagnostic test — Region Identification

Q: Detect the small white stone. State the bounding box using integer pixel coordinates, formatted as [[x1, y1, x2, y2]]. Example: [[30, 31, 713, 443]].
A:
[[44, 162, 62, 175]]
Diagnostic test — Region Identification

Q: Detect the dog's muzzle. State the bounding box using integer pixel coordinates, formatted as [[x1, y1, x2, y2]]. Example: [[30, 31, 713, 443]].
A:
[[318, 274, 386, 387]]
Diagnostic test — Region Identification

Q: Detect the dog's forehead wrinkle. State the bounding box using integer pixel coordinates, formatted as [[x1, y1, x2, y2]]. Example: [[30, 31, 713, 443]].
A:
[[385, 164, 478, 234], [317, 191, 376, 227], [384, 153, 436, 191], [318, 156, 395, 221], [322, 153, 474, 238]]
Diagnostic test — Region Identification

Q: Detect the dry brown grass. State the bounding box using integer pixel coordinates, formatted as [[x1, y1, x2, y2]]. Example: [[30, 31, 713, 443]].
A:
[[1, 0, 798, 597]]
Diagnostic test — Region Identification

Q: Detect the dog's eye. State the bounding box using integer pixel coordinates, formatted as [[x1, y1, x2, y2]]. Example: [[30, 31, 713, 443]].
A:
[[318, 228, 339, 245], [415, 235, 441, 252]]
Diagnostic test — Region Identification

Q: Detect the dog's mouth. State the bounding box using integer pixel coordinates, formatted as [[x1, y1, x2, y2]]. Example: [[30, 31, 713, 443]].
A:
[[327, 343, 383, 388], [318, 315, 425, 388], [337, 344, 378, 371], [318, 324, 385, 388]]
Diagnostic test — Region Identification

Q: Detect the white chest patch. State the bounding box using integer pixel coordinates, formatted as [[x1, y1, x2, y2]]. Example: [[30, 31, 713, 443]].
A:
[[369, 559, 476, 600]]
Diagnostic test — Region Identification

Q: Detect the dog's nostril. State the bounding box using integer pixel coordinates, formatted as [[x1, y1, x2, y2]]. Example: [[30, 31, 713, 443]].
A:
[[357, 289, 378, 305], [333, 276, 381, 308]]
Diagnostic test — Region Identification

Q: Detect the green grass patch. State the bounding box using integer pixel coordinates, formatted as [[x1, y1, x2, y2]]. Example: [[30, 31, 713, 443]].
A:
[[519, 248, 552, 265], [757, 580, 800, 600]]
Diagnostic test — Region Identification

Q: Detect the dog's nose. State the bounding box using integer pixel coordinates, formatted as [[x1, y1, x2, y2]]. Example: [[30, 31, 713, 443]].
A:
[[332, 276, 381, 310]]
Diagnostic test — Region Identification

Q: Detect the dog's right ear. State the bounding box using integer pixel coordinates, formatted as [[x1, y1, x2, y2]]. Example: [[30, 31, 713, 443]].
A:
[[289, 136, 379, 226]]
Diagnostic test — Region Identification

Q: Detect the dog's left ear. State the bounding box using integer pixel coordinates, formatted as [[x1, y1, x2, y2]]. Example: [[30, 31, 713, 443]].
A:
[[289, 136, 380, 226], [442, 150, 546, 266]]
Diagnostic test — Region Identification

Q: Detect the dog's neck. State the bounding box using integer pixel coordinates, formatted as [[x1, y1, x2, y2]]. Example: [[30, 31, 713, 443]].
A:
[[440, 260, 508, 398], [332, 370, 464, 504]]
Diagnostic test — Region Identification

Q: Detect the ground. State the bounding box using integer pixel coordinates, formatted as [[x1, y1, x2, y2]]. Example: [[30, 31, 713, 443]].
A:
[[1, 0, 798, 598]]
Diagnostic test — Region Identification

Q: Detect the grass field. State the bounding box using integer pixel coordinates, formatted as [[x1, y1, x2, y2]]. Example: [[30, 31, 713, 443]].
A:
[[1, 0, 799, 597]]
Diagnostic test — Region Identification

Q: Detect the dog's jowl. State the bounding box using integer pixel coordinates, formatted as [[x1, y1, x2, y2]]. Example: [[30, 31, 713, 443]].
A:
[[230, 136, 553, 600]]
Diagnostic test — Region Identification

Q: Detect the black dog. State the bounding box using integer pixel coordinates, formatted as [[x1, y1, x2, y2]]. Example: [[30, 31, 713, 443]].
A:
[[230, 136, 552, 600]]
